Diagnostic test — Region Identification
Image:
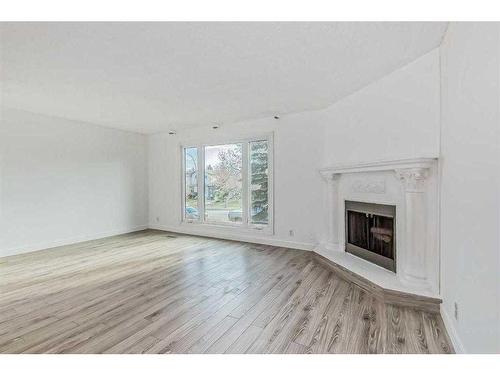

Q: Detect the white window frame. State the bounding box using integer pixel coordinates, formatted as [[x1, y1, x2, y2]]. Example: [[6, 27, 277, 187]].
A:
[[181, 133, 274, 234]]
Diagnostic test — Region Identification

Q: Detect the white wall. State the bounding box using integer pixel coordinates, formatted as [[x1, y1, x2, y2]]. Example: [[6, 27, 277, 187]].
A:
[[148, 110, 327, 249], [148, 49, 440, 250], [0, 108, 148, 257], [322, 49, 440, 166], [439, 23, 500, 353]]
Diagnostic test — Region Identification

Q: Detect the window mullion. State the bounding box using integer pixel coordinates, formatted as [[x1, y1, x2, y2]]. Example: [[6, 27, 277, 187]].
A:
[[198, 145, 205, 223], [181, 146, 186, 222], [242, 142, 249, 227]]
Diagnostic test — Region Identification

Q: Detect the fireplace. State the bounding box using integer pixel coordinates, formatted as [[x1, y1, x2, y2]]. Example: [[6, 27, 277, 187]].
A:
[[319, 158, 439, 293], [345, 201, 396, 272]]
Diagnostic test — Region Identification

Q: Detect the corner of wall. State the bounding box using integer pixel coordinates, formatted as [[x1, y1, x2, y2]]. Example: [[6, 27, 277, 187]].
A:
[[440, 304, 466, 353]]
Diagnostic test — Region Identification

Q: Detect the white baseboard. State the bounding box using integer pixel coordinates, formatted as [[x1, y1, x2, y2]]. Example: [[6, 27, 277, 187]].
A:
[[1, 223, 313, 258], [148, 223, 315, 251], [1, 225, 149, 258], [440, 304, 466, 353]]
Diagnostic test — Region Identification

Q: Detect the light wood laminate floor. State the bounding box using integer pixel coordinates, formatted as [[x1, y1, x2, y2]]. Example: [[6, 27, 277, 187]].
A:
[[0, 230, 453, 354]]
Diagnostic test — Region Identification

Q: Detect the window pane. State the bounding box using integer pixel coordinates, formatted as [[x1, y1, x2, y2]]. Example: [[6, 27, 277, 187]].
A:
[[249, 140, 269, 224], [204, 143, 243, 223], [184, 147, 199, 221]]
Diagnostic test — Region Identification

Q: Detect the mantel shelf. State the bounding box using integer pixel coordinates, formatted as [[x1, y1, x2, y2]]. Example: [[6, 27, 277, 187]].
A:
[[319, 157, 438, 176]]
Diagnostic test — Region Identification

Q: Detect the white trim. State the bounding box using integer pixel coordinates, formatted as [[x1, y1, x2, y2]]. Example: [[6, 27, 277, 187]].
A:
[[319, 157, 438, 175], [440, 304, 466, 354], [0, 225, 149, 258], [149, 223, 314, 251], [242, 141, 249, 226], [197, 145, 205, 221]]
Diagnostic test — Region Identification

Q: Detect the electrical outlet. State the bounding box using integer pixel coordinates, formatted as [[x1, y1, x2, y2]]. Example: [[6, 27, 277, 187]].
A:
[[454, 302, 459, 320], [289, 229, 294, 237]]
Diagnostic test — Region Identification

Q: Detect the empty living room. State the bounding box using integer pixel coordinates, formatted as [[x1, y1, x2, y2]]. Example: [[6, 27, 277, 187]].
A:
[[1, 1, 499, 371]]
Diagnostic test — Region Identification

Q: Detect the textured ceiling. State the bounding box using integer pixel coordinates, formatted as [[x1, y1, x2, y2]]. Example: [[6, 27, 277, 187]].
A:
[[0, 22, 447, 133]]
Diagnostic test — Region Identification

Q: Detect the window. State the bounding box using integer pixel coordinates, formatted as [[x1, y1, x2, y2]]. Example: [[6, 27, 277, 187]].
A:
[[205, 143, 243, 224], [182, 136, 272, 231], [249, 140, 269, 225], [184, 147, 199, 220]]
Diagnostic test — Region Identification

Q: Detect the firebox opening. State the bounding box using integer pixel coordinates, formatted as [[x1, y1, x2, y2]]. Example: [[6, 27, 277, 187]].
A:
[[345, 200, 396, 272]]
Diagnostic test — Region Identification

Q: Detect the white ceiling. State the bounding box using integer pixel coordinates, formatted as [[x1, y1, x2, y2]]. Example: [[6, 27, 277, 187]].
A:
[[0, 22, 447, 134]]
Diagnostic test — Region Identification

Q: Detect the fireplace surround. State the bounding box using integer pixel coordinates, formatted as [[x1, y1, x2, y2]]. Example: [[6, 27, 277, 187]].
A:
[[318, 157, 439, 297]]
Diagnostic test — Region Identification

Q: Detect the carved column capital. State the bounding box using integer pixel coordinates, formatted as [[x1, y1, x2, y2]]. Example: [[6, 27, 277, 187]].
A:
[[395, 168, 429, 193], [319, 171, 341, 184]]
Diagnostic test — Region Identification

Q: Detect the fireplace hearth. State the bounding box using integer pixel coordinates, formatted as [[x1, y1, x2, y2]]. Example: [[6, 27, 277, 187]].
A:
[[345, 201, 396, 272]]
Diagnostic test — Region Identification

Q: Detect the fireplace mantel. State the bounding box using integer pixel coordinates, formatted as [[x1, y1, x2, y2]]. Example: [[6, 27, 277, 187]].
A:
[[319, 157, 437, 176], [317, 157, 439, 298]]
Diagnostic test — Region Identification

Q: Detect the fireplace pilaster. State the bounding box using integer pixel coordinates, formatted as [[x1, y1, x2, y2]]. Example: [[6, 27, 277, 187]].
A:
[[396, 168, 430, 288], [319, 171, 341, 251]]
